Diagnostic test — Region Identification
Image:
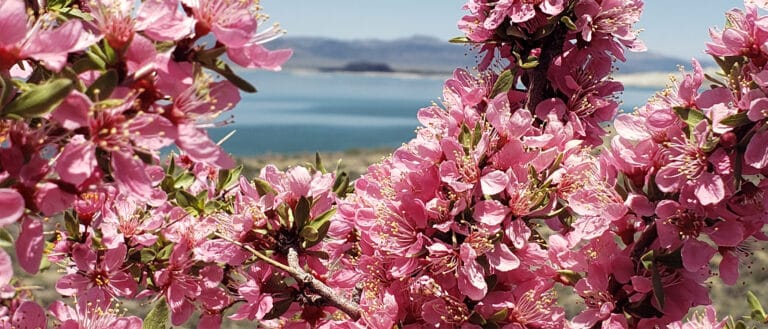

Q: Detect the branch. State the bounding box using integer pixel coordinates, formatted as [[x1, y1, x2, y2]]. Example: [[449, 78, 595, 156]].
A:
[[287, 248, 361, 321], [215, 233, 361, 320], [630, 221, 658, 260]]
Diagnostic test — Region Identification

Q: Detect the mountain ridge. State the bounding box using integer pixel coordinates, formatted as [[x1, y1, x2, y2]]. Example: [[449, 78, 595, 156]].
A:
[[269, 35, 705, 74]]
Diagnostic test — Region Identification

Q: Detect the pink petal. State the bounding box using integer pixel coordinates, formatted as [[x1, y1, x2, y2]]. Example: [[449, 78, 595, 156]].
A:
[[135, 0, 194, 41], [51, 91, 91, 130], [719, 251, 740, 285], [681, 239, 716, 271], [630, 276, 652, 293], [694, 172, 725, 205], [55, 273, 92, 296], [16, 217, 43, 274], [169, 286, 195, 326], [13, 301, 47, 329], [227, 45, 293, 71], [0, 188, 24, 226], [0, 249, 12, 285], [707, 220, 744, 247], [111, 151, 154, 202], [457, 245, 486, 301], [184, 81, 240, 115], [55, 140, 96, 186], [745, 130, 768, 169], [473, 200, 509, 226], [35, 182, 75, 216], [175, 124, 235, 169], [614, 114, 650, 140], [487, 243, 520, 271], [0, 0, 28, 46], [23, 20, 99, 71], [112, 316, 143, 329], [110, 271, 138, 297], [104, 244, 127, 271], [126, 114, 176, 150], [480, 170, 509, 195]]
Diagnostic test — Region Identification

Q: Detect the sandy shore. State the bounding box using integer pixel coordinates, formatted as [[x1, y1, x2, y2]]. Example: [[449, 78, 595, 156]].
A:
[[237, 147, 393, 180]]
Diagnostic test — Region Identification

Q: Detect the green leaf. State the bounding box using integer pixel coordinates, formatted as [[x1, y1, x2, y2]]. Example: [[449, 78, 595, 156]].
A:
[[102, 40, 118, 64], [518, 57, 540, 69], [143, 298, 170, 329], [64, 211, 81, 241], [315, 153, 327, 174], [216, 165, 243, 193], [200, 58, 256, 93], [175, 190, 196, 208], [84, 50, 107, 70], [140, 249, 156, 263], [156, 244, 174, 260], [3, 79, 74, 118], [449, 36, 471, 43], [673, 106, 708, 139], [720, 112, 752, 128], [332, 172, 349, 198], [0, 228, 13, 248], [0, 75, 14, 106], [85, 69, 118, 101], [640, 250, 655, 270], [253, 178, 277, 196], [174, 173, 196, 190], [560, 16, 578, 30], [747, 291, 767, 321], [487, 308, 508, 323], [194, 46, 227, 63], [302, 209, 335, 249], [294, 196, 311, 229], [300, 225, 319, 242], [490, 69, 515, 98]]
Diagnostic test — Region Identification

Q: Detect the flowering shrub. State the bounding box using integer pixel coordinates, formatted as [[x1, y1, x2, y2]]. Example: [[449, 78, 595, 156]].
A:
[[1, 0, 768, 328]]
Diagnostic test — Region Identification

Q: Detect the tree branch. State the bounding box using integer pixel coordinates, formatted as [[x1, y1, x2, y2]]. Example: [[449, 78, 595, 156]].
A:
[[215, 233, 361, 320], [287, 248, 361, 321]]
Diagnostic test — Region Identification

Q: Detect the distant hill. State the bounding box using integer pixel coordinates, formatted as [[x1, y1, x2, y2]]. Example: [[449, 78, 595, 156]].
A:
[[269, 35, 699, 74]]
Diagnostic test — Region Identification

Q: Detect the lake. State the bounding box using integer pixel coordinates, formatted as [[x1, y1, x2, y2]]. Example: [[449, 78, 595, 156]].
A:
[[208, 70, 660, 156]]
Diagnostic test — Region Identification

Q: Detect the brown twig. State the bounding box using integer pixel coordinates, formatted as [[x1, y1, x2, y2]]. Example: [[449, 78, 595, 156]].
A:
[[215, 233, 361, 320]]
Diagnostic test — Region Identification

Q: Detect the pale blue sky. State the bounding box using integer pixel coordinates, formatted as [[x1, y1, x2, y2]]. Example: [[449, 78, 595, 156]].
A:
[[261, 0, 744, 59]]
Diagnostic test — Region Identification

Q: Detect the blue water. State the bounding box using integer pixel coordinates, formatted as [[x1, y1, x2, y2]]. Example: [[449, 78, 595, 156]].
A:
[[208, 70, 658, 155]]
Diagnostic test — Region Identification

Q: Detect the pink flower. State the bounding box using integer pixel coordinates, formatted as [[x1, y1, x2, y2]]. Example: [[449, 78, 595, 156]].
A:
[[52, 91, 175, 201], [0, 0, 99, 72], [229, 264, 274, 322], [574, 0, 646, 59], [153, 245, 202, 326], [55, 243, 137, 299], [0, 188, 24, 226], [0, 301, 47, 329], [182, 0, 292, 70], [706, 4, 768, 60], [90, 0, 193, 50], [655, 127, 730, 206], [665, 305, 726, 329], [49, 289, 142, 329]]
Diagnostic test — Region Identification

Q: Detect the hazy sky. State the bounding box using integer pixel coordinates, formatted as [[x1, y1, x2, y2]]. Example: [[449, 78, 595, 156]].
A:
[[260, 0, 745, 59]]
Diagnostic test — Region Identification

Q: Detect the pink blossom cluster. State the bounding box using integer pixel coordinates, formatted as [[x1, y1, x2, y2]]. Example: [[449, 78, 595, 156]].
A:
[[0, 0, 292, 326], [1, 0, 768, 328], [458, 0, 646, 147], [329, 0, 767, 328]]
